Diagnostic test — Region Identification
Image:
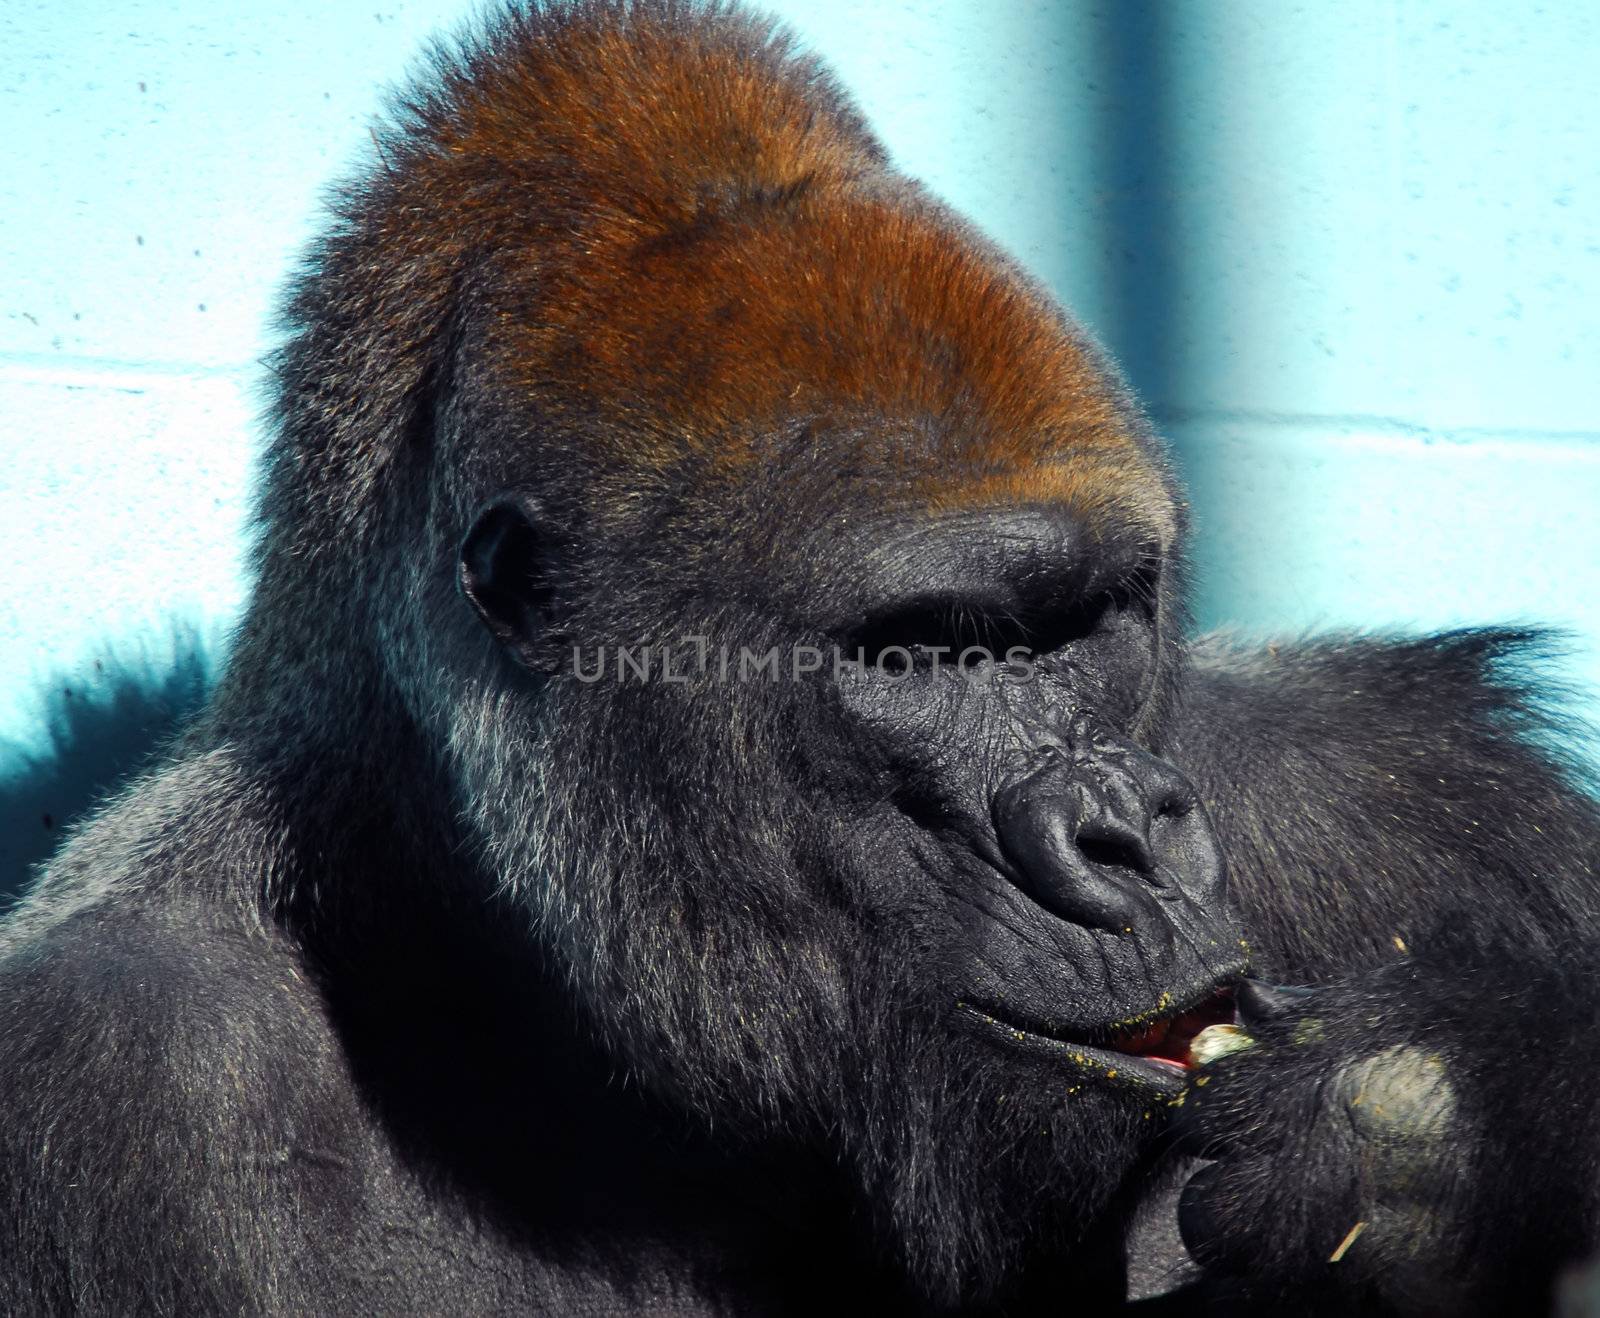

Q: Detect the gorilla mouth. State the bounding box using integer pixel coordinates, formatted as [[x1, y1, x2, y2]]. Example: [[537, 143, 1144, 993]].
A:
[[959, 984, 1238, 1094], [1101, 990, 1237, 1069]]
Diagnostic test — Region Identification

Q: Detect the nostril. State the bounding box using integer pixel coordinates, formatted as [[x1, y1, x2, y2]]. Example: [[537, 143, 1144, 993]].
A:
[[1077, 831, 1153, 876]]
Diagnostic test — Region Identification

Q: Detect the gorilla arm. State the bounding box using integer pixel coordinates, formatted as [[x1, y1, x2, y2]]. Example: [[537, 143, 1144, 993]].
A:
[[1161, 628, 1600, 1314]]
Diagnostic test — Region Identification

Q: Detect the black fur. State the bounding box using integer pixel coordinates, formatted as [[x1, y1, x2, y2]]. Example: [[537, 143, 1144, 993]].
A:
[[3, 4, 1598, 1315]]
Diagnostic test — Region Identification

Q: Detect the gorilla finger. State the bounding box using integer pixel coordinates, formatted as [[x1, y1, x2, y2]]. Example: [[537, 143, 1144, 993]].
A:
[[1234, 978, 1318, 1029], [1176, 1161, 1261, 1275]]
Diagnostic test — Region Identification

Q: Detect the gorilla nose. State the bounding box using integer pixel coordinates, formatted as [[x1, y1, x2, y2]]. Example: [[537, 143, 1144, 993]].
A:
[[991, 737, 1224, 933]]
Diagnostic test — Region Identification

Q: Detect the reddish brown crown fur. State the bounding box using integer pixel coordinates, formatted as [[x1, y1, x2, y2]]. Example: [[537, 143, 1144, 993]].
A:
[[274, 0, 1175, 559]]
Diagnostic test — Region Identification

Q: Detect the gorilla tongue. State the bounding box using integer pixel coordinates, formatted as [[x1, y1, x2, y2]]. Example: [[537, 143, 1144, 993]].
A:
[[1108, 991, 1235, 1069]]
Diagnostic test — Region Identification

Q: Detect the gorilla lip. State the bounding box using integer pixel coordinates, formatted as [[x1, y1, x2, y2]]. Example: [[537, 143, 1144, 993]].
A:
[[960, 984, 1239, 1092]]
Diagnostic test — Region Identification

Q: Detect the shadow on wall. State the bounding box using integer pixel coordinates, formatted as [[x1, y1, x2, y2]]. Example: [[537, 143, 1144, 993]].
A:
[[1087, 1, 1181, 414], [0, 627, 216, 909]]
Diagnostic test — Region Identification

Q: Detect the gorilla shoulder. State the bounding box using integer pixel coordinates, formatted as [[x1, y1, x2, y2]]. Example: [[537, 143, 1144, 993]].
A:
[[0, 888, 384, 1312]]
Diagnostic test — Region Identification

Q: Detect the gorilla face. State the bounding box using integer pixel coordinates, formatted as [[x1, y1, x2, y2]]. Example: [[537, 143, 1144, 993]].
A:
[[452, 468, 1244, 1292], [459, 476, 1243, 1087]]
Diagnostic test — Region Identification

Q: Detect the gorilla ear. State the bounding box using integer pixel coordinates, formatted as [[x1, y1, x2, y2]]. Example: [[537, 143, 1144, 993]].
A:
[[459, 497, 563, 671]]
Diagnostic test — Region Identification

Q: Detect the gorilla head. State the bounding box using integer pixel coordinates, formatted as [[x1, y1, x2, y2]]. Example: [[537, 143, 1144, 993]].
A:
[[246, 2, 1245, 1301]]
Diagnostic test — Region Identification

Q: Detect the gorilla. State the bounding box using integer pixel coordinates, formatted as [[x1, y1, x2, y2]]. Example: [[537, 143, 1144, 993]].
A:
[[3, 2, 1598, 1314]]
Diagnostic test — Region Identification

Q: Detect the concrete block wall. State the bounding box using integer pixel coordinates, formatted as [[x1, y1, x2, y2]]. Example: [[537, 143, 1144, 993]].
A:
[[2, 1, 1596, 888]]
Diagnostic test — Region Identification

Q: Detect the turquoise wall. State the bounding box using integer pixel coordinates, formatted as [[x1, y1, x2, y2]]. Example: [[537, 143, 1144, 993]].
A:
[[2, 2, 1597, 887]]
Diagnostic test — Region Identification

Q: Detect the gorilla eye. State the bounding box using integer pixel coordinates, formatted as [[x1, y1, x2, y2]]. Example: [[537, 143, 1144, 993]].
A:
[[846, 578, 1148, 673]]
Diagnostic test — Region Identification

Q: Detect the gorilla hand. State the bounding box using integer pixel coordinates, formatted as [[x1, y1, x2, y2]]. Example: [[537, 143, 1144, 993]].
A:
[[1169, 963, 1596, 1317]]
